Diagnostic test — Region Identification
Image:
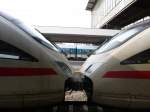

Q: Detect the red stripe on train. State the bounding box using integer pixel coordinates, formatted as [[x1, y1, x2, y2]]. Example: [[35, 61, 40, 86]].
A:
[[103, 71, 150, 79], [0, 68, 57, 76]]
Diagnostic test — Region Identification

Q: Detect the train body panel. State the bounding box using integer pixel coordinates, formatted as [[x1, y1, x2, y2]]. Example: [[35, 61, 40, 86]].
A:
[[81, 21, 150, 108], [0, 11, 73, 108]]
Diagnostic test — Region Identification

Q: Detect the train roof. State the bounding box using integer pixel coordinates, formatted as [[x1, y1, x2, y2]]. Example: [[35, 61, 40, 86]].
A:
[[124, 19, 150, 30], [0, 11, 60, 52]]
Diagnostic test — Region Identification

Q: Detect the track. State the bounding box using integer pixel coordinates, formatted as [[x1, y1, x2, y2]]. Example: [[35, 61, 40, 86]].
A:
[[0, 102, 149, 112]]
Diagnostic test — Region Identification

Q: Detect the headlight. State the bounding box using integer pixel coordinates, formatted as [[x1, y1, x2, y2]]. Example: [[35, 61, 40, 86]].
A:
[[56, 61, 72, 75]]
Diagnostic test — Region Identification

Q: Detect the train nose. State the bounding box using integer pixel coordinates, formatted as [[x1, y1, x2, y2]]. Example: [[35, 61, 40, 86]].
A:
[[55, 61, 72, 76]]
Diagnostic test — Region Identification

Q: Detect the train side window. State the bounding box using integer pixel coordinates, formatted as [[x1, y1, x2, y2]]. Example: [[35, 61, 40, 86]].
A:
[[121, 49, 150, 65], [0, 40, 38, 62]]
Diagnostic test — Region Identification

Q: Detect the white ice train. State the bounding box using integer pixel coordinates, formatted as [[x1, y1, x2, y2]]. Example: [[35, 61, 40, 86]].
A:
[[81, 20, 150, 108], [0, 11, 73, 108]]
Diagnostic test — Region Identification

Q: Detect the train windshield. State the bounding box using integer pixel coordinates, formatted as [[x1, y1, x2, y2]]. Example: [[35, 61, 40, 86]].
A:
[[16, 22, 59, 52], [0, 11, 59, 52], [95, 26, 147, 54]]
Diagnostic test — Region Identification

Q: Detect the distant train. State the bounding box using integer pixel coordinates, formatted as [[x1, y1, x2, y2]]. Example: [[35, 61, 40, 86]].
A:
[[57, 43, 98, 60], [81, 20, 150, 109], [0, 11, 73, 108]]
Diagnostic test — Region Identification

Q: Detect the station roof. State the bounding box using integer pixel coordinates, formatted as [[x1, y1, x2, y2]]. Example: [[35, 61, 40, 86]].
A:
[[35, 26, 120, 44], [90, 0, 150, 29]]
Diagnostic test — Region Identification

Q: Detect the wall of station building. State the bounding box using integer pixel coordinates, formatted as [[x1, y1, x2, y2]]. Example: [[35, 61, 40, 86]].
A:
[[91, 0, 136, 28]]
